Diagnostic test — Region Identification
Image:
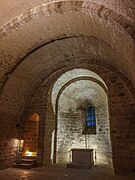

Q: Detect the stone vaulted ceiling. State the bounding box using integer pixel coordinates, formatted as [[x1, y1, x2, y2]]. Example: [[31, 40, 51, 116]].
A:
[[0, 0, 135, 114], [52, 69, 107, 113]]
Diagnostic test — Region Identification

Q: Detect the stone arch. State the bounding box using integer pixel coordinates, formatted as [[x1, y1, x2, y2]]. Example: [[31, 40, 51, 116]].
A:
[[0, 1, 135, 99], [0, 0, 135, 174], [1, 35, 135, 128], [1, 1, 134, 40], [53, 76, 111, 165], [21, 60, 135, 174]]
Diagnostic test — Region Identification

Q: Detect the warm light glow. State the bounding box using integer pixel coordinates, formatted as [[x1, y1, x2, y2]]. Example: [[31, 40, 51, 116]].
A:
[[17, 139, 24, 151], [19, 140, 24, 146], [30, 113, 39, 122], [25, 151, 37, 157], [14, 138, 19, 147]]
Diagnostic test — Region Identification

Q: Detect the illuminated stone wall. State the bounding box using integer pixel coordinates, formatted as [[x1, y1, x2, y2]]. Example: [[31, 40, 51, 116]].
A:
[[23, 113, 39, 155], [56, 80, 112, 165]]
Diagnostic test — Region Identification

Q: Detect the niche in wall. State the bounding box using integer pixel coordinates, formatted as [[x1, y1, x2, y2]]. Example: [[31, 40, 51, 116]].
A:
[[23, 113, 39, 157], [56, 80, 112, 165]]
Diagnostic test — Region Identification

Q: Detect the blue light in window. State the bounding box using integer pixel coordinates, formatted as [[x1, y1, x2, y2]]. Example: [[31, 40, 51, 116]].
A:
[[86, 106, 96, 127]]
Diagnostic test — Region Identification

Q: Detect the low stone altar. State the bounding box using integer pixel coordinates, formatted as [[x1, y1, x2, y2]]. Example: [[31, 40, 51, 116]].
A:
[[67, 148, 94, 169]]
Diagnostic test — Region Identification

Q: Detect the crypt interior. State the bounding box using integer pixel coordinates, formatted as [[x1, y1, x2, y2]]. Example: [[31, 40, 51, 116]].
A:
[[0, 0, 135, 179]]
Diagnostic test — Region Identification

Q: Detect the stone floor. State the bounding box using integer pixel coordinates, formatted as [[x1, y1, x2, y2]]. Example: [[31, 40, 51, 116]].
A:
[[0, 164, 135, 180]]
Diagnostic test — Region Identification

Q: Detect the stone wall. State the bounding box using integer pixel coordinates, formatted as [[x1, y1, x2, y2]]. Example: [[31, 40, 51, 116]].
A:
[[23, 113, 39, 155], [42, 92, 55, 165], [56, 80, 112, 165], [0, 138, 18, 169], [108, 77, 135, 174], [0, 111, 19, 169], [11, 67, 135, 175], [57, 108, 112, 165], [4, 67, 133, 174]]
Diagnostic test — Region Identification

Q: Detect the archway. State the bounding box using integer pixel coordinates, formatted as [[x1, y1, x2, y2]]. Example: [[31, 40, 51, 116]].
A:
[[33, 64, 135, 174], [20, 60, 135, 175], [23, 112, 39, 157], [51, 69, 112, 165]]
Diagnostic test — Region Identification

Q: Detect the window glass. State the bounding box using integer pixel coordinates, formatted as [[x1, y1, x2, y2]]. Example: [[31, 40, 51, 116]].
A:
[[86, 106, 96, 127]]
